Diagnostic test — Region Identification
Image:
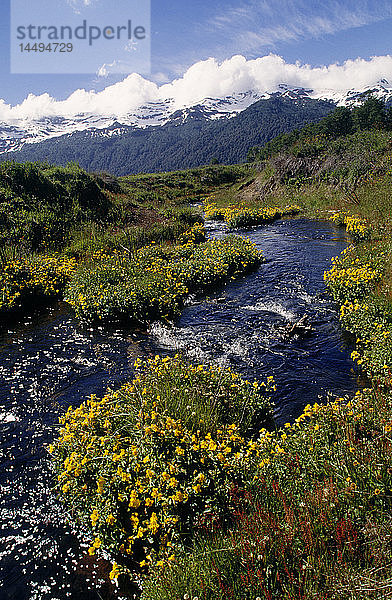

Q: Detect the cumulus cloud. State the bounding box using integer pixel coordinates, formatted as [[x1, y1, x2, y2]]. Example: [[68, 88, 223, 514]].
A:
[[0, 73, 158, 121], [1, 54, 392, 123], [159, 54, 392, 106], [97, 59, 138, 78]]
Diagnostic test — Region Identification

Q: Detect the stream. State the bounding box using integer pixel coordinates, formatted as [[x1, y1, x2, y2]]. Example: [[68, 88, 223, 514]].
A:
[[0, 218, 359, 600]]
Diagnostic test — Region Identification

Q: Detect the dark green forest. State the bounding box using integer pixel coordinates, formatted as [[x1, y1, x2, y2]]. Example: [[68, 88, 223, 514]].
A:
[[248, 96, 392, 161]]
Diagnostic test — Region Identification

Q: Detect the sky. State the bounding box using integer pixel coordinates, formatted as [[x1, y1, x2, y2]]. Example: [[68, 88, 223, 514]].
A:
[[1, 0, 392, 119]]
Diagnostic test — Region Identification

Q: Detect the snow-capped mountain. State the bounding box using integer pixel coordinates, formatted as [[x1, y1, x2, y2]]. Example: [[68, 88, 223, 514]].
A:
[[312, 80, 392, 107], [0, 92, 335, 174], [1, 82, 392, 156], [0, 91, 264, 154]]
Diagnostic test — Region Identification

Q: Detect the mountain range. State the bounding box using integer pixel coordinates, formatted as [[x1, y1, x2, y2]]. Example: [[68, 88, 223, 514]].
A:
[[1, 81, 392, 175]]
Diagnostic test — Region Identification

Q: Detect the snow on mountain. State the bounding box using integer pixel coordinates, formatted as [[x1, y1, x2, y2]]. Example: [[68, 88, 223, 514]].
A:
[[311, 80, 392, 107], [0, 91, 265, 154], [1, 83, 392, 155]]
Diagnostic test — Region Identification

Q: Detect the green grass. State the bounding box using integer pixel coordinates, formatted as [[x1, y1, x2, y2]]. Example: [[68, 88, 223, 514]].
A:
[[119, 164, 253, 208]]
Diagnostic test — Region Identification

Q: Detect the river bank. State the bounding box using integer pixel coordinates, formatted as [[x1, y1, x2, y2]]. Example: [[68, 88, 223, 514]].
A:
[[0, 217, 357, 600], [139, 206, 392, 600]]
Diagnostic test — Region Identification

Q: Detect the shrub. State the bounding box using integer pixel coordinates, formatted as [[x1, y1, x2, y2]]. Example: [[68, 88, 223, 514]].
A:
[[203, 199, 300, 229], [329, 211, 370, 242], [0, 254, 77, 313], [42, 162, 111, 219], [341, 298, 392, 381], [324, 245, 382, 304], [0, 161, 115, 253], [50, 356, 274, 579], [223, 206, 298, 229]]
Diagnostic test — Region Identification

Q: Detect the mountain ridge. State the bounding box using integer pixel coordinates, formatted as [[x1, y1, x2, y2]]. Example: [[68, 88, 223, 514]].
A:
[[1, 94, 335, 174], [2, 82, 392, 155], [2, 82, 392, 175]]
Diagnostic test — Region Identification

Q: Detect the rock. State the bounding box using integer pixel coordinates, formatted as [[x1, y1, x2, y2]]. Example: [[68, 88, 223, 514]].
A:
[[281, 314, 313, 338]]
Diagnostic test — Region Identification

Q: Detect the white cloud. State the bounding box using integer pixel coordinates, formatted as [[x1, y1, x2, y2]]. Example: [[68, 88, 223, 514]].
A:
[[158, 54, 392, 106], [124, 40, 138, 53], [97, 60, 138, 77], [1, 54, 392, 123], [66, 0, 97, 14], [0, 73, 158, 121], [67, 0, 96, 8]]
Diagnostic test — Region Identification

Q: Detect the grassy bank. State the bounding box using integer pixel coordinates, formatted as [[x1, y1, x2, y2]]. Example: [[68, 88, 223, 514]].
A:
[[65, 225, 262, 325], [0, 161, 250, 320]]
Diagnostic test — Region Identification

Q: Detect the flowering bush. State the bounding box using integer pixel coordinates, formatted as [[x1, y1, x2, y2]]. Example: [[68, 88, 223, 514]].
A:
[[203, 203, 226, 221], [65, 229, 262, 324], [324, 241, 392, 380], [329, 211, 370, 242], [203, 199, 300, 229], [323, 245, 381, 304], [50, 355, 274, 581], [178, 223, 206, 245], [0, 254, 77, 313], [341, 299, 392, 380], [223, 205, 300, 229]]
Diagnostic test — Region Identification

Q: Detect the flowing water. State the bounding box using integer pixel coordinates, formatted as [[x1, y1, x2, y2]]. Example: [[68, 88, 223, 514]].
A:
[[0, 218, 359, 600]]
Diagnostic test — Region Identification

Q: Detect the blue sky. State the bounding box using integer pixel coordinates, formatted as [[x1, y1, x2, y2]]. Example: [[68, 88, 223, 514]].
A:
[[1, 0, 392, 106]]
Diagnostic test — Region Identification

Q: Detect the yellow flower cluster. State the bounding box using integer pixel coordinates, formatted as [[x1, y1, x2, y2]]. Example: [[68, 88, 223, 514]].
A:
[[178, 223, 206, 245], [339, 298, 368, 318], [324, 262, 379, 290], [338, 296, 391, 377], [329, 212, 369, 241], [324, 246, 381, 304], [203, 199, 300, 229], [203, 202, 226, 221], [0, 254, 77, 312], [50, 355, 275, 571], [324, 238, 391, 379], [65, 231, 262, 324]]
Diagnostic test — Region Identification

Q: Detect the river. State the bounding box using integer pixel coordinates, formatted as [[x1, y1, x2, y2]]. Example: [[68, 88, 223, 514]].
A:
[[0, 218, 358, 600]]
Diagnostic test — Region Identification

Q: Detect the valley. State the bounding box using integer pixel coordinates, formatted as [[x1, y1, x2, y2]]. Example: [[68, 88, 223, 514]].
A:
[[0, 96, 392, 600]]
